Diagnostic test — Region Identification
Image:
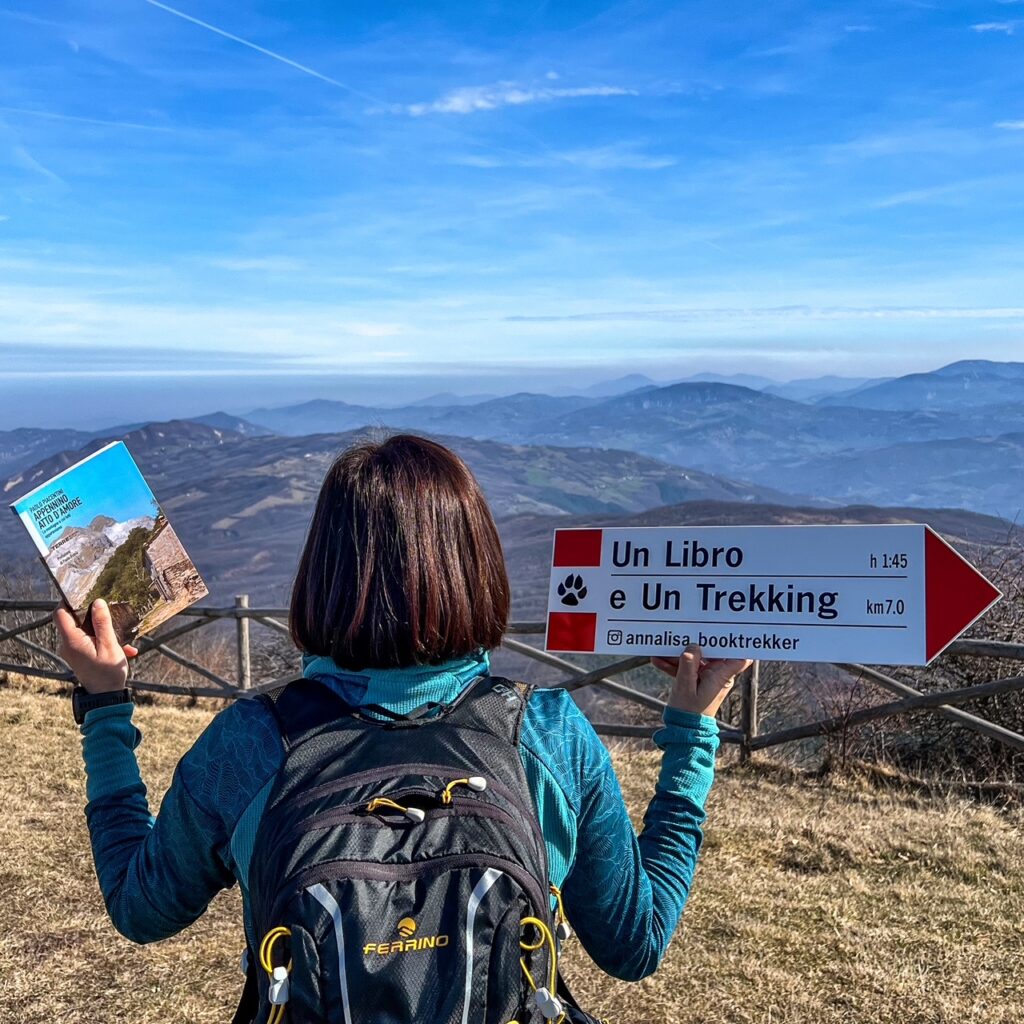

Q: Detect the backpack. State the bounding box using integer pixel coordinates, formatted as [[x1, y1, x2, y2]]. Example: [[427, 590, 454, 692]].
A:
[[234, 674, 604, 1024]]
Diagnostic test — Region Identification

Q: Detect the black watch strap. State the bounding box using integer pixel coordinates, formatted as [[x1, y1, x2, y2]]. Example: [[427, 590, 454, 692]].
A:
[[72, 685, 133, 725]]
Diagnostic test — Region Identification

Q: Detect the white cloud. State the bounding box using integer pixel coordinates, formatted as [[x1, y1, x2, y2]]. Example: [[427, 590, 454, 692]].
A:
[[401, 82, 638, 116], [448, 143, 674, 171], [505, 306, 1024, 325], [867, 179, 990, 209], [556, 145, 675, 170], [337, 322, 403, 338], [995, 119, 1024, 130], [208, 257, 305, 272], [971, 21, 1018, 33]]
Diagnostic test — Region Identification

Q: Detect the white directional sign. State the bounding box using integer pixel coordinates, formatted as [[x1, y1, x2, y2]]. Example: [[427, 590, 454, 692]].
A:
[[544, 525, 1001, 665]]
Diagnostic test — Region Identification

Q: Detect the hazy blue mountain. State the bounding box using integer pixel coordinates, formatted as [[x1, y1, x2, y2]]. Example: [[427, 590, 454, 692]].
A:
[[2, 420, 247, 506], [819, 360, 1024, 410], [240, 376, 1024, 514], [527, 380, 1023, 483], [676, 372, 777, 389], [765, 374, 890, 402], [763, 432, 1024, 519], [0, 427, 99, 483], [935, 360, 1024, 380], [414, 393, 598, 442], [244, 398, 388, 435], [405, 392, 500, 407], [190, 411, 274, 436], [581, 374, 660, 397], [527, 382, 910, 466], [245, 392, 598, 440]]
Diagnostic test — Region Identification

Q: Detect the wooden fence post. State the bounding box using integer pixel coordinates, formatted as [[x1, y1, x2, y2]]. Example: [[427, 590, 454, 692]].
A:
[[236, 594, 251, 690], [740, 660, 760, 763]]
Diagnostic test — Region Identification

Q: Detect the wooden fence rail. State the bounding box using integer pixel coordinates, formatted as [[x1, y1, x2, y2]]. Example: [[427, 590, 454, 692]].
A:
[[2, 597, 1023, 753]]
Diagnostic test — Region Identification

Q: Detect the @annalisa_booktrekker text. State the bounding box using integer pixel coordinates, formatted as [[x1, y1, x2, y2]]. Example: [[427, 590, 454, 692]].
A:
[[10, 441, 208, 645]]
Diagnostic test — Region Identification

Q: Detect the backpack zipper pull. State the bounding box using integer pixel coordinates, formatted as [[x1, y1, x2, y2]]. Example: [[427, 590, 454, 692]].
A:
[[533, 987, 565, 1020], [365, 796, 426, 824], [441, 776, 488, 804]]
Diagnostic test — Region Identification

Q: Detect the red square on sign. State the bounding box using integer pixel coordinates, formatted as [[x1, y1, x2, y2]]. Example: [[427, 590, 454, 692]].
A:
[[553, 529, 603, 568], [547, 611, 598, 652]]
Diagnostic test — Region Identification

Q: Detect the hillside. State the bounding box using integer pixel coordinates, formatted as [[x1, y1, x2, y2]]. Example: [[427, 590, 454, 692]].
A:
[[763, 432, 1024, 516], [2, 679, 1021, 1024], [4, 359, 1023, 517], [243, 377, 1024, 512], [0, 419, 246, 500], [820, 360, 1024, 411], [1, 422, 810, 603], [0, 426, 101, 481], [245, 391, 600, 439]]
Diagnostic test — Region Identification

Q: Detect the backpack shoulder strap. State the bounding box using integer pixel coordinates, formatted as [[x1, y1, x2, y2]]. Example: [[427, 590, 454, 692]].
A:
[[256, 675, 354, 752], [447, 674, 535, 748], [256, 672, 535, 751]]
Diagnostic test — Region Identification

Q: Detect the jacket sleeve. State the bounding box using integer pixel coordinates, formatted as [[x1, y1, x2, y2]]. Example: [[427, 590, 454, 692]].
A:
[[560, 704, 719, 981], [79, 698, 280, 944]]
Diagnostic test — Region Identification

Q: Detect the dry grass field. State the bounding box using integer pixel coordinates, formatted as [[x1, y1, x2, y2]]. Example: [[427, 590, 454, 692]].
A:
[[2, 676, 1023, 1024]]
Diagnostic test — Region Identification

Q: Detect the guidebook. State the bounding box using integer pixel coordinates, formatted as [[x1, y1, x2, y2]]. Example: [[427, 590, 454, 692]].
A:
[[10, 441, 208, 645]]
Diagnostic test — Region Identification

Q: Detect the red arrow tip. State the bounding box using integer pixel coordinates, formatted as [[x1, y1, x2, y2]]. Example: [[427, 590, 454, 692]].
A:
[[925, 528, 1002, 662]]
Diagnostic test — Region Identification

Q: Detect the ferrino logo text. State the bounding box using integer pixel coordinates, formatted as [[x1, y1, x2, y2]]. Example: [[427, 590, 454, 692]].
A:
[[363, 917, 450, 956]]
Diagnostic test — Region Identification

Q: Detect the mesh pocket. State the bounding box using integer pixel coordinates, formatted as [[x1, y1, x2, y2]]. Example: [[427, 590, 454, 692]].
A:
[[279, 861, 536, 1024]]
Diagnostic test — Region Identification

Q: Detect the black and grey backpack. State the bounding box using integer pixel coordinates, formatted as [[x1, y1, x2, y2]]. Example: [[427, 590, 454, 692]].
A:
[[234, 674, 604, 1024]]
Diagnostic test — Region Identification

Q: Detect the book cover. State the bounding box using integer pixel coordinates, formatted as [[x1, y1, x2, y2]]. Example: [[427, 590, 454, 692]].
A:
[[10, 441, 208, 645]]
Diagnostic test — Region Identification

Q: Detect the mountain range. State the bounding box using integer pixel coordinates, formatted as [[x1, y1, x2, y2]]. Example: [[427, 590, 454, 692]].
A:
[[232, 364, 1023, 515], [816, 360, 1024, 411], [0, 421, 809, 601], [2, 359, 1022, 605], [4, 427, 1019, 613]]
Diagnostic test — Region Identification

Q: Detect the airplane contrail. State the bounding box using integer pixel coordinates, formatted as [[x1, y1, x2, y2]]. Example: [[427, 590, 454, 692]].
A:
[[143, 0, 381, 103], [141, 0, 603, 174], [0, 106, 175, 132]]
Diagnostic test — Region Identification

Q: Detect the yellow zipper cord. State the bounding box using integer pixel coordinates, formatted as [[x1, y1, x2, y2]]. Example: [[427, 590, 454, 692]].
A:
[[258, 926, 292, 1024], [549, 884, 567, 929], [440, 776, 487, 804], [366, 797, 409, 814], [441, 778, 470, 805], [365, 796, 427, 823], [517, 916, 565, 1024]]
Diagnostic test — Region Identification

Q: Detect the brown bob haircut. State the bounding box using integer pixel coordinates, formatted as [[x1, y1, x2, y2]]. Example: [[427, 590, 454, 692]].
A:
[[290, 434, 510, 668]]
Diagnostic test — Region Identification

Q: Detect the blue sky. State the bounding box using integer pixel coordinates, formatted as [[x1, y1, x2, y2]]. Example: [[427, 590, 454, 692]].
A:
[[1, 1, 1023, 426]]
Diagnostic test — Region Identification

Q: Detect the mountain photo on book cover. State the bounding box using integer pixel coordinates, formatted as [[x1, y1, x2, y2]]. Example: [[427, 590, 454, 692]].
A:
[[11, 442, 207, 644]]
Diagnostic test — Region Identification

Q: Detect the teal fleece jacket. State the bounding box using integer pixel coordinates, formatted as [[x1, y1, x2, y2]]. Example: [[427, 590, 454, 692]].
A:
[[80, 649, 719, 982]]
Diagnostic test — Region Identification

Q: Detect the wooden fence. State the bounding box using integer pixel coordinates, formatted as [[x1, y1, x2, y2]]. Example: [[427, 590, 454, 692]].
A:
[[3, 597, 1024, 756]]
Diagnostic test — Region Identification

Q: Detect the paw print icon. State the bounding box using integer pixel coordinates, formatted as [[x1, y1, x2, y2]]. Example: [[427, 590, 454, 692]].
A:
[[557, 573, 588, 607]]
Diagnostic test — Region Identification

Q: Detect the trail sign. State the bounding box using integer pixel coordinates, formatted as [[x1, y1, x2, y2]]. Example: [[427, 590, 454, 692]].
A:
[[544, 525, 1001, 665]]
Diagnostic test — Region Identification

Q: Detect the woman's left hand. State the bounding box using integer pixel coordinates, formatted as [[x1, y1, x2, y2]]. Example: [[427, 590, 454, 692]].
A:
[[652, 644, 752, 718], [55, 599, 138, 693]]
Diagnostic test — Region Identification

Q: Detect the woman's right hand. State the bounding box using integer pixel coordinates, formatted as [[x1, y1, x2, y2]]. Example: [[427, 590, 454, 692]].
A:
[[55, 599, 137, 694], [652, 644, 751, 718]]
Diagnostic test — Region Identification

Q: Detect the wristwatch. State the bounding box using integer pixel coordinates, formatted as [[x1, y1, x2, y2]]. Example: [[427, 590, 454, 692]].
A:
[[71, 685, 133, 724]]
